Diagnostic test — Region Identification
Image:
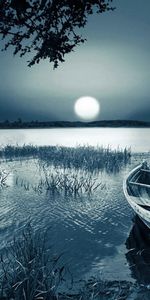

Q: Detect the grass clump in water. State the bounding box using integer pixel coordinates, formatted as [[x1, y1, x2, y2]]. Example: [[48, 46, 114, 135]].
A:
[[15, 165, 106, 196], [0, 145, 131, 173], [0, 224, 66, 300], [40, 167, 105, 196]]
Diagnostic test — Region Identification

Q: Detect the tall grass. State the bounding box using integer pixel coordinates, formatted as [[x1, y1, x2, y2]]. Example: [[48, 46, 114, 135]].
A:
[[39, 166, 105, 196], [0, 145, 38, 159], [0, 145, 131, 173], [1, 144, 130, 197], [15, 165, 106, 197], [0, 224, 66, 300], [39, 145, 131, 173]]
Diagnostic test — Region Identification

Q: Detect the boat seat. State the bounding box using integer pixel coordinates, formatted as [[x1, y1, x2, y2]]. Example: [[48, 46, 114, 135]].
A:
[[129, 181, 150, 189], [141, 169, 150, 173]]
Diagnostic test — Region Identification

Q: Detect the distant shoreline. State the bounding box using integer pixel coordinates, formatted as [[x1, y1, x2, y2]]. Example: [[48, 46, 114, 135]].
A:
[[0, 120, 150, 129]]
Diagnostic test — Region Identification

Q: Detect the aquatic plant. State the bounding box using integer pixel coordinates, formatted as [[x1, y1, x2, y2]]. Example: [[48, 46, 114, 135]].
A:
[[0, 224, 66, 300], [38, 145, 131, 173], [0, 144, 131, 174], [0, 144, 38, 159], [15, 166, 106, 197]]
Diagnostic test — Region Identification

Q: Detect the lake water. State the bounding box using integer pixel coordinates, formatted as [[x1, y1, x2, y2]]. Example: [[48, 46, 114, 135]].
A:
[[0, 158, 134, 283], [0, 128, 150, 152], [0, 128, 150, 288]]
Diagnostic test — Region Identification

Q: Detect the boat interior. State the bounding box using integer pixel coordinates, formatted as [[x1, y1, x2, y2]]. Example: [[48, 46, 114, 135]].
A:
[[127, 166, 150, 207]]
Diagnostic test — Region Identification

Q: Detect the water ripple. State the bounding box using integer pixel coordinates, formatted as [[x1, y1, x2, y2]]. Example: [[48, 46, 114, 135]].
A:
[[0, 158, 135, 281]]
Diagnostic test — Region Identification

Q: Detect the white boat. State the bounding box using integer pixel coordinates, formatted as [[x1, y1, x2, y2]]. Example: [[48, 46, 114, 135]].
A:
[[123, 162, 150, 228]]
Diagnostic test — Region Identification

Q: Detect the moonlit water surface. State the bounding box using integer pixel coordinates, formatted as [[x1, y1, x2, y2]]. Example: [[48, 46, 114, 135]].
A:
[[0, 158, 134, 283], [0, 128, 150, 285], [0, 128, 149, 152]]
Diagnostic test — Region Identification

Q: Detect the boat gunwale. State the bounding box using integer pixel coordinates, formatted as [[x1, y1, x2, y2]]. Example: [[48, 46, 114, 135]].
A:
[[123, 164, 142, 197]]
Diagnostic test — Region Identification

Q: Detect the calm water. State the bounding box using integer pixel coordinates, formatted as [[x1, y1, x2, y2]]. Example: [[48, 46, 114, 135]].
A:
[[0, 128, 150, 152], [0, 128, 150, 287]]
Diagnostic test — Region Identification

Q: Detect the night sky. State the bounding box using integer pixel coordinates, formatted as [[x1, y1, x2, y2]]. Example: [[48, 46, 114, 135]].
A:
[[0, 0, 150, 122]]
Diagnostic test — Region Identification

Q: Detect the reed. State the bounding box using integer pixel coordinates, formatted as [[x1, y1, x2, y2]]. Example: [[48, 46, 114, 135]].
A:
[[0, 145, 131, 173], [42, 166, 105, 195], [15, 166, 106, 196], [0, 224, 66, 300], [40, 144, 131, 174]]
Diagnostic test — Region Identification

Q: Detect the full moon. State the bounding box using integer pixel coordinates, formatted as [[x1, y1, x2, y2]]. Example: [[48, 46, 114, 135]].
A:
[[74, 96, 100, 120]]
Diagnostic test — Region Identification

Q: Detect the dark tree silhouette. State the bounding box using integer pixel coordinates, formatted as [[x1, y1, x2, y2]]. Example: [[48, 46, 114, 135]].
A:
[[0, 0, 114, 68]]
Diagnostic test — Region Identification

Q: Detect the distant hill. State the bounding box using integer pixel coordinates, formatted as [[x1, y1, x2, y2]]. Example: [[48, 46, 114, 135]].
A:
[[0, 119, 150, 129]]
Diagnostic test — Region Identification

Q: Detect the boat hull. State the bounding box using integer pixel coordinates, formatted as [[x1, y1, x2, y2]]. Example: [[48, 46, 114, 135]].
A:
[[123, 164, 150, 229]]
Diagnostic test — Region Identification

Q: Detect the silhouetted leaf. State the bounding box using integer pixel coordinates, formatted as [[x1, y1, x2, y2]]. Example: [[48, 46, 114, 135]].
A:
[[0, 0, 115, 67]]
